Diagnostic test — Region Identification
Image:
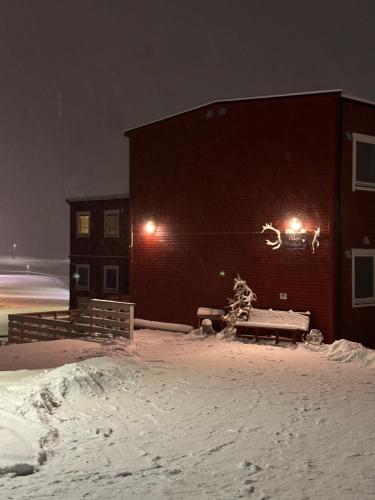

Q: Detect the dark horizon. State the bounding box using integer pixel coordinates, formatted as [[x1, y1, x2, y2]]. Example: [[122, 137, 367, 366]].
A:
[[1, 0, 375, 258]]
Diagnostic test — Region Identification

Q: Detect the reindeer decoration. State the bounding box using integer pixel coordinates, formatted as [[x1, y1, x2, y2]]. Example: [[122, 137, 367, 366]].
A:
[[261, 222, 320, 253], [261, 223, 282, 250]]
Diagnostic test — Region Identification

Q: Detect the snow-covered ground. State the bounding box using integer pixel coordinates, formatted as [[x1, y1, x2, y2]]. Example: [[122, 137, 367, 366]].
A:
[[0, 255, 68, 277], [0, 331, 374, 500]]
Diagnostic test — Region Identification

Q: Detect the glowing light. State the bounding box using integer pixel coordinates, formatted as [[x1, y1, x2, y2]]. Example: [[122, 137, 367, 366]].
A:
[[144, 220, 157, 235], [289, 218, 302, 232], [286, 217, 306, 234]]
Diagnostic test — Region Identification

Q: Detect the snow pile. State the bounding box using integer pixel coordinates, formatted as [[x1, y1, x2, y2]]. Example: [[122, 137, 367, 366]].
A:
[[322, 339, 375, 368], [0, 358, 141, 477], [10, 357, 142, 417]]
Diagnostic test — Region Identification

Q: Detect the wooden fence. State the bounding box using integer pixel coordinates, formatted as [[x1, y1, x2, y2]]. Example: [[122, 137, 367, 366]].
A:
[[8, 299, 134, 344]]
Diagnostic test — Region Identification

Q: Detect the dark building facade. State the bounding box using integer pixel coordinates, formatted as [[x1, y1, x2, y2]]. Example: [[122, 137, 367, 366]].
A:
[[66, 194, 130, 309], [125, 90, 375, 348]]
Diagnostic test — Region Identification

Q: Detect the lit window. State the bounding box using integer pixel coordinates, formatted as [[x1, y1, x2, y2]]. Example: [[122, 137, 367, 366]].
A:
[[353, 133, 375, 191], [104, 265, 119, 293], [76, 212, 90, 237], [352, 249, 375, 306], [104, 210, 120, 237], [76, 264, 90, 290]]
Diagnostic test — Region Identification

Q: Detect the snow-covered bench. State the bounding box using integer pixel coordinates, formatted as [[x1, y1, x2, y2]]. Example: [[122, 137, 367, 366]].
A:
[[235, 308, 310, 344]]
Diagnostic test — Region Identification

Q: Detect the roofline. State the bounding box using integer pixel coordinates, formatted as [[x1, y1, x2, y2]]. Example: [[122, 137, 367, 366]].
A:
[[341, 92, 375, 108], [124, 89, 343, 135], [65, 193, 129, 203]]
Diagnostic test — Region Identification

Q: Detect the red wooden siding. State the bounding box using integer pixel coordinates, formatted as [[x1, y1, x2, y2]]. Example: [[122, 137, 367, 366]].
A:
[[128, 93, 339, 342], [340, 99, 375, 348]]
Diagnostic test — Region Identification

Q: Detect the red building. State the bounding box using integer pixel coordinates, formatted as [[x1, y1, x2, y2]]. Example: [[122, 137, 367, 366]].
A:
[[66, 194, 129, 308], [125, 90, 375, 348]]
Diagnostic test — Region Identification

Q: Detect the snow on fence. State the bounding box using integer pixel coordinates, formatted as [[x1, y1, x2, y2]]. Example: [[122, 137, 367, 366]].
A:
[[8, 299, 135, 344]]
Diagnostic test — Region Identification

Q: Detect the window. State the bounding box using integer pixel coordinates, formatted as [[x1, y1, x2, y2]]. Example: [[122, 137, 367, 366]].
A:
[[76, 211, 90, 237], [76, 264, 90, 291], [353, 133, 375, 191], [352, 249, 375, 306], [104, 265, 119, 293], [104, 210, 120, 237]]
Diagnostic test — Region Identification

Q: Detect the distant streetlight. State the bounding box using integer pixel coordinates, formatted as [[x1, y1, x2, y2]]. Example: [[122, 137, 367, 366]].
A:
[[12, 243, 17, 259]]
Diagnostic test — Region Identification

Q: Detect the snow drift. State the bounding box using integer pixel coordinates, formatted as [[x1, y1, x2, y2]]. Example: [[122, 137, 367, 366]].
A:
[[321, 338, 375, 367], [0, 358, 141, 477]]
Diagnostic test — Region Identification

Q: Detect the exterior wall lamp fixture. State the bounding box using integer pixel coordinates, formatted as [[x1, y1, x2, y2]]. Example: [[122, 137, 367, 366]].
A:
[[144, 220, 157, 235], [261, 218, 320, 253]]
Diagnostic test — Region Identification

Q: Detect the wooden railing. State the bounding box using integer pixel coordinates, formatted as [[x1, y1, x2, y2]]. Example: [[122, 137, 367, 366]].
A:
[[8, 299, 135, 344]]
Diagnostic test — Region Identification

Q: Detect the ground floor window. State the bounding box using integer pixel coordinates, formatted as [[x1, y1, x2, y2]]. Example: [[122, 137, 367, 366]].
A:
[[352, 249, 375, 306], [76, 264, 90, 290], [104, 265, 119, 293]]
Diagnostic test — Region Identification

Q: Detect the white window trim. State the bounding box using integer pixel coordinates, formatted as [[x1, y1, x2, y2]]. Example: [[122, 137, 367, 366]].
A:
[[76, 264, 90, 291], [104, 209, 120, 237], [352, 248, 375, 307], [103, 265, 119, 293], [352, 132, 375, 192], [76, 211, 90, 237]]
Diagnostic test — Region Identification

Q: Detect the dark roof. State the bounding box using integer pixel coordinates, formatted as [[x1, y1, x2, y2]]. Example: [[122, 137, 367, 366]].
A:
[[124, 89, 375, 135], [65, 193, 128, 203]]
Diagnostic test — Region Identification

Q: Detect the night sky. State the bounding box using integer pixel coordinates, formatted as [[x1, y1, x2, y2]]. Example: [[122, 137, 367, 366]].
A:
[[1, 0, 375, 258]]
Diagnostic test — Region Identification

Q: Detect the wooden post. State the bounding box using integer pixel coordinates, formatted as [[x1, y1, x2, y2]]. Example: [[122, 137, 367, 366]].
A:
[[90, 301, 93, 337], [129, 303, 134, 340]]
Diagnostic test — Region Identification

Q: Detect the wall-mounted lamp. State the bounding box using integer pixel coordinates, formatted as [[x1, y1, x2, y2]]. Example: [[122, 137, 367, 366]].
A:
[[286, 217, 306, 234], [261, 218, 320, 254], [284, 217, 308, 249], [73, 271, 80, 286], [144, 220, 157, 235]]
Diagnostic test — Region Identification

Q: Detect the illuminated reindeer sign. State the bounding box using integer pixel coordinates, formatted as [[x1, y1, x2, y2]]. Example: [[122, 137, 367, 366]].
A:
[[261, 219, 320, 254]]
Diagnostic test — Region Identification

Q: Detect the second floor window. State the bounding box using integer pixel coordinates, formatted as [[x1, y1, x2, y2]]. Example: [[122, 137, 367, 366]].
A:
[[353, 133, 375, 191], [104, 210, 120, 237], [76, 211, 90, 237]]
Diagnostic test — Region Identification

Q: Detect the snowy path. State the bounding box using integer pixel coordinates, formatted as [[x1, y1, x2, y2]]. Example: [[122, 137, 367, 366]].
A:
[[0, 331, 374, 499]]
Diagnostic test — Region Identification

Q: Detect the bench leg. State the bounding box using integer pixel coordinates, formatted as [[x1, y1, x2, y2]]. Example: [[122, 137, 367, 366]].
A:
[[275, 329, 279, 345]]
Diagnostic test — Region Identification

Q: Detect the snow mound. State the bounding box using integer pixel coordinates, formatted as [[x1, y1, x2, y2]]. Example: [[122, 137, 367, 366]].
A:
[[322, 339, 375, 368], [0, 358, 142, 477], [26, 357, 142, 410]]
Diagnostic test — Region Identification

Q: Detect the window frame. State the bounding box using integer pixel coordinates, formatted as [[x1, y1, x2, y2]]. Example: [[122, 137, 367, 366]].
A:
[[76, 264, 90, 291], [352, 249, 375, 307], [352, 132, 375, 192], [104, 209, 120, 238], [76, 211, 90, 238], [103, 265, 119, 293]]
